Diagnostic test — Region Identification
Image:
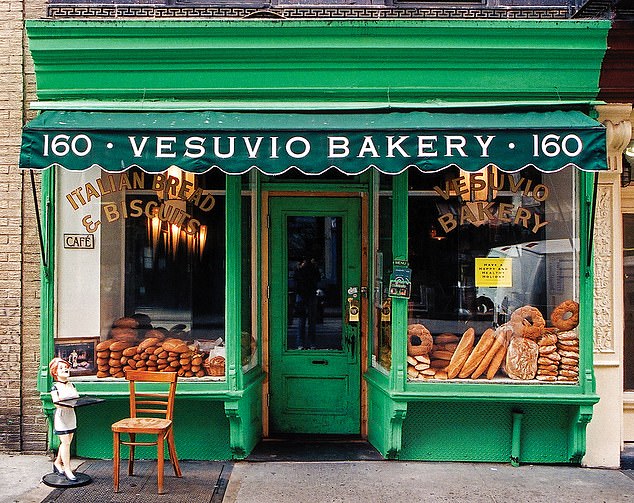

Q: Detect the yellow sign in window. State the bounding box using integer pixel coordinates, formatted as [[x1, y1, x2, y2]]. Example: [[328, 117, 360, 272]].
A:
[[475, 258, 512, 288]]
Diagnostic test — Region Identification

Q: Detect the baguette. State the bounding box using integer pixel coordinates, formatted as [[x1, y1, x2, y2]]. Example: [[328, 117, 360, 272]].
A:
[[472, 330, 506, 379], [458, 328, 496, 378], [445, 328, 475, 379], [486, 343, 507, 380]]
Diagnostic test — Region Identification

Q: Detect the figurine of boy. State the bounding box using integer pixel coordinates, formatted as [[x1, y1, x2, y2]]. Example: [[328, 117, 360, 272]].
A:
[[49, 357, 79, 481]]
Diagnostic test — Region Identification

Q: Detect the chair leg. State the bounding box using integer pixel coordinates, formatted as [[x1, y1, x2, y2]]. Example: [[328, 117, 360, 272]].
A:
[[166, 429, 182, 477], [113, 432, 120, 493], [157, 433, 165, 494], [128, 433, 136, 476]]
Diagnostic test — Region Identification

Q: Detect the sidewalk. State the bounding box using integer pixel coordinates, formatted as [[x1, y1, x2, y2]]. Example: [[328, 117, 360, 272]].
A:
[[224, 461, 634, 503], [0, 453, 55, 503], [1, 452, 634, 503]]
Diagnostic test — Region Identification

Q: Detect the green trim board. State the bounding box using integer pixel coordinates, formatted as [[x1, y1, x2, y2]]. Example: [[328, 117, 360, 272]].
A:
[[25, 20, 609, 106], [20, 111, 607, 174]]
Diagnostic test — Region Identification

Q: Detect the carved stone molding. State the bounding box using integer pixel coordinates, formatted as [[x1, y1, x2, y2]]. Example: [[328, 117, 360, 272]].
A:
[[594, 184, 615, 352], [595, 104, 633, 173]]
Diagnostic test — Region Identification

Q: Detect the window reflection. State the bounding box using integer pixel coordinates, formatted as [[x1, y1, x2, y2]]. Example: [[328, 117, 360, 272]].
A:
[[286, 216, 342, 350]]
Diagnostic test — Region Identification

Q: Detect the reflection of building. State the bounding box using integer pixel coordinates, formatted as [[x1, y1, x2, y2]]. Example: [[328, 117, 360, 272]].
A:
[[2, 0, 634, 469]]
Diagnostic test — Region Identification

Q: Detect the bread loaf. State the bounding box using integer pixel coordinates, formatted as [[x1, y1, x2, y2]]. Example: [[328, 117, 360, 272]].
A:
[[484, 323, 512, 380], [505, 337, 538, 380], [446, 328, 475, 379], [110, 327, 137, 342], [112, 317, 139, 329], [138, 337, 161, 351], [458, 328, 496, 378], [471, 329, 507, 379]]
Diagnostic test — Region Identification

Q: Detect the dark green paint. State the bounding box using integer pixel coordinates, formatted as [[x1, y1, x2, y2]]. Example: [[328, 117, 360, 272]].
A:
[[268, 197, 362, 435], [20, 110, 607, 174]]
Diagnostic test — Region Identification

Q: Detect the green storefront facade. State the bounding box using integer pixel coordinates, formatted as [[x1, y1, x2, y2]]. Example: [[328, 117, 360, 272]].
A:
[[21, 19, 611, 463]]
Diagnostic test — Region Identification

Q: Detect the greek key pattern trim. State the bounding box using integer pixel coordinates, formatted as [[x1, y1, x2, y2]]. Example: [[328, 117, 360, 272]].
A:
[[47, 5, 569, 19]]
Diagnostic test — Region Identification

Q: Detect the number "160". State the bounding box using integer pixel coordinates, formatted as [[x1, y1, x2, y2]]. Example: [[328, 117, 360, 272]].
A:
[[43, 134, 92, 157], [533, 134, 583, 158]]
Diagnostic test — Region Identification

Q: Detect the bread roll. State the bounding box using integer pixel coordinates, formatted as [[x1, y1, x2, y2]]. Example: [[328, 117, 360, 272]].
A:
[[122, 346, 138, 357], [96, 340, 114, 351], [162, 338, 185, 352], [430, 350, 454, 361], [434, 333, 459, 345], [138, 337, 160, 351], [110, 341, 134, 352]]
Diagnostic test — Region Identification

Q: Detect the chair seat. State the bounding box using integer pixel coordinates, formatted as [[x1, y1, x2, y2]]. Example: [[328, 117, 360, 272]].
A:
[[112, 417, 172, 434]]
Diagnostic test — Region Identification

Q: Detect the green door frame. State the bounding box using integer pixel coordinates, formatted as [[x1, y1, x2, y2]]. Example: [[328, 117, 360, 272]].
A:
[[267, 195, 363, 435]]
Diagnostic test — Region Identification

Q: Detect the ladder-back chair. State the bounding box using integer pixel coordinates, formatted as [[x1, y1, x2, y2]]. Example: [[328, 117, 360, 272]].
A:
[[112, 370, 182, 494]]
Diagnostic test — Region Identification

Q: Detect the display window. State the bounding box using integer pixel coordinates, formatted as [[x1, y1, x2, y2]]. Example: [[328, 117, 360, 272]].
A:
[[55, 167, 228, 380], [372, 174, 394, 373], [241, 175, 257, 372], [405, 167, 580, 383]]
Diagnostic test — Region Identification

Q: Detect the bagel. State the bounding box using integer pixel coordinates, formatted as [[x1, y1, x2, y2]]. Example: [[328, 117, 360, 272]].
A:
[[550, 300, 579, 331], [406, 324, 433, 357], [510, 305, 545, 340]]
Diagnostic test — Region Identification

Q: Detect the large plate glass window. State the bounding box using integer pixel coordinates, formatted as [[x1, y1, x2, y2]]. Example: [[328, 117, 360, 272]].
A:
[[55, 167, 227, 380], [406, 167, 580, 383], [372, 173, 394, 372]]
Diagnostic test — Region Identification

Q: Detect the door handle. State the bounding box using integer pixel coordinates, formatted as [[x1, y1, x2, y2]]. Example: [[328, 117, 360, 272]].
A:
[[312, 359, 328, 365]]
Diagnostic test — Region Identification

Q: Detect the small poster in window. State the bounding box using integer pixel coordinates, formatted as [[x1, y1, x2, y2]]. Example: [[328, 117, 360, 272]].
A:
[[475, 258, 513, 288], [389, 262, 412, 299]]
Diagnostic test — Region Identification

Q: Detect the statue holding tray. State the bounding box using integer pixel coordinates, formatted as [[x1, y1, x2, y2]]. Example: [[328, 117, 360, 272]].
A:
[[43, 357, 103, 488]]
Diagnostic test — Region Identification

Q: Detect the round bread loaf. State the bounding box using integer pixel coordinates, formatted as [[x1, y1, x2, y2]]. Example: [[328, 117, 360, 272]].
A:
[[138, 337, 161, 351], [110, 327, 137, 343], [505, 337, 538, 380], [112, 317, 139, 329]]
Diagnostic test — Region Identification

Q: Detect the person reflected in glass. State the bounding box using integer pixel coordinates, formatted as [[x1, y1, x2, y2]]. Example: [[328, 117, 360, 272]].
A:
[[294, 258, 321, 349], [49, 357, 79, 481]]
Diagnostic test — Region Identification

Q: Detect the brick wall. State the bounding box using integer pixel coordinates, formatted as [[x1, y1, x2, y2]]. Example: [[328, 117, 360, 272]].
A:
[[0, 0, 49, 453], [0, 0, 26, 452], [21, 0, 48, 453]]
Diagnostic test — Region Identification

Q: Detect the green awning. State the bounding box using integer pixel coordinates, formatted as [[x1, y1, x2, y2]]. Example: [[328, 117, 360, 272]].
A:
[[20, 110, 607, 175]]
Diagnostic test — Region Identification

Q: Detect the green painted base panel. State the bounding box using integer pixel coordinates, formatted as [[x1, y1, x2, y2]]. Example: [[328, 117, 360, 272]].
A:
[[73, 400, 232, 461], [401, 402, 576, 464]]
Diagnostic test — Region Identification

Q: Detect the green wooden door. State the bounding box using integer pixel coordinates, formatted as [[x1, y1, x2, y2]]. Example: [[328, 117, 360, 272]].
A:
[[269, 196, 362, 435]]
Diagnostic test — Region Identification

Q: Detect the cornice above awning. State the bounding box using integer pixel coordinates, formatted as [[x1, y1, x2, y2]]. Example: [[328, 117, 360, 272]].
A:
[[25, 19, 610, 107]]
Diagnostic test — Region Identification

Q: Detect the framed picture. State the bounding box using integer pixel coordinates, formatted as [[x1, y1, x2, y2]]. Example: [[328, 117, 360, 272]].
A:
[[53, 337, 99, 376]]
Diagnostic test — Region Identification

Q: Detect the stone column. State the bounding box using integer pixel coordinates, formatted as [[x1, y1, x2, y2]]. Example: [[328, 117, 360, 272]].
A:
[[584, 103, 632, 467]]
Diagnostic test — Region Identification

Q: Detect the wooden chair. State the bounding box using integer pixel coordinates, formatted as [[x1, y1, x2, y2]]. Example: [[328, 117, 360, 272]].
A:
[[112, 370, 182, 494]]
